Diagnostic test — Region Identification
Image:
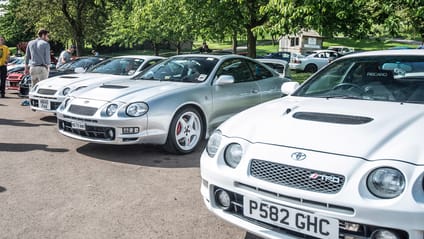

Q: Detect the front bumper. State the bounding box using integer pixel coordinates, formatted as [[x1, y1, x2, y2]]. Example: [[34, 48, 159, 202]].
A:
[[200, 141, 424, 239], [56, 112, 168, 145], [29, 94, 65, 113]]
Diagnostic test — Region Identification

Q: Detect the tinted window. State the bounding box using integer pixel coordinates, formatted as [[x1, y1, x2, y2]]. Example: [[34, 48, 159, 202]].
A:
[[88, 58, 144, 75], [135, 56, 218, 83], [247, 61, 274, 80], [216, 59, 254, 83]]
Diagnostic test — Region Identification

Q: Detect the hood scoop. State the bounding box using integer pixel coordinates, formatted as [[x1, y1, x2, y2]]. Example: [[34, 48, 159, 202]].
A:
[[100, 84, 129, 89], [59, 76, 79, 79], [292, 112, 373, 125]]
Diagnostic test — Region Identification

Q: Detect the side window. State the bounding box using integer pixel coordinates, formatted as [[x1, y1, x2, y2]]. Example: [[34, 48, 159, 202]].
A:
[[247, 61, 274, 80], [264, 63, 285, 74], [216, 59, 254, 83], [141, 60, 160, 70]]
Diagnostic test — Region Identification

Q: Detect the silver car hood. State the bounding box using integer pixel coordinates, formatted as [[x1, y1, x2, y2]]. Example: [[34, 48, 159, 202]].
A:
[[74, 79, 193, 102], [220, 96, 424, 164], [38, 73, 128, 89]]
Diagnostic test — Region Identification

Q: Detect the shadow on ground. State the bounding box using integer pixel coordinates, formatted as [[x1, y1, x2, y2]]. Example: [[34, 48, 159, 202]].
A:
[[76, 141, 207, 168], [0, 118, 54, 127], [0, 143, 68, 153], [39, 115, 57, 124], [0, 186, 6, 193]]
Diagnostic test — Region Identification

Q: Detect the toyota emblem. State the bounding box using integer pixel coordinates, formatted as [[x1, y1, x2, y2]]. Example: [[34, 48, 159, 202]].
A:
[[291, 152, 306, 161]]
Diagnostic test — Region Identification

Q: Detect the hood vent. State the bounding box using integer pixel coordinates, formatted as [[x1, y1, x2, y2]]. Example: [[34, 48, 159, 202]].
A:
[[60, 76, 79, 79], [100, 84, 128, 89], [293, 112, 373, 125]]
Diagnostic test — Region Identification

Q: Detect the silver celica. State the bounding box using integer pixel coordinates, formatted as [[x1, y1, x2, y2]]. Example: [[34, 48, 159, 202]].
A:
[[56, 54, 290, 154]]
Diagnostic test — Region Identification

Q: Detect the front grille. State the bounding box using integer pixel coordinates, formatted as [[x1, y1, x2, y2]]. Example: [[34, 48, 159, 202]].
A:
[[58, 119, 115, 140], [250, 159, 345, 194], [37, 89, 57, 95], [68, 105, 98, 116]]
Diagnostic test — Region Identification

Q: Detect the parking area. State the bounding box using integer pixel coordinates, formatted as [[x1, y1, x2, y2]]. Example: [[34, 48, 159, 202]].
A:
[[0, 92, 251, 239]]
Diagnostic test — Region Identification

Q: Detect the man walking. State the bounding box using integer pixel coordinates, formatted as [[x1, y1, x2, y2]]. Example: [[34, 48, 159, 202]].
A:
[[0, 36, 10, 98], [24, 29, 51, 87]]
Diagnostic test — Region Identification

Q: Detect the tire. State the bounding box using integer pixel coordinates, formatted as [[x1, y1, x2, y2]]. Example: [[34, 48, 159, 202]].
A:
[[163, 106, 204, 154], [304, 64, 318, 73]]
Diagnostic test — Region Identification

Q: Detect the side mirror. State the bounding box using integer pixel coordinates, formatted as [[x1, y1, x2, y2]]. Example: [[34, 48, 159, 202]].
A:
[[281, 81, 300, 95], [215, 75, 235, 85], [74, 67, 86, 73]]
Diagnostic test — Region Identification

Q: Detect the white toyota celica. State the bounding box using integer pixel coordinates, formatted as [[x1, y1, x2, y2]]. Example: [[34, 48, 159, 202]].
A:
[[201, 50, 424, 239], [29, 55, 164, 113]]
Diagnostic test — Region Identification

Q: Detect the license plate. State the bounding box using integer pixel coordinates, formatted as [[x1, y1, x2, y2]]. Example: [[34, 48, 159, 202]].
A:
[[243, 196, 339, 239], [71, 120, 86, 130], [40, 99, 49, 109]]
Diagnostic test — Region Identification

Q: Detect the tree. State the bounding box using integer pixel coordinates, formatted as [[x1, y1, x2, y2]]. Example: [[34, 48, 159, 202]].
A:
[[16, 0, 109, 56], [0, 0, 34, 47]]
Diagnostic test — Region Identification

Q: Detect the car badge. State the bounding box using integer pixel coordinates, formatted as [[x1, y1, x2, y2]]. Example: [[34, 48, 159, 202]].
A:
[[291, 152, 306, 161], [84, 100, 90, 104]]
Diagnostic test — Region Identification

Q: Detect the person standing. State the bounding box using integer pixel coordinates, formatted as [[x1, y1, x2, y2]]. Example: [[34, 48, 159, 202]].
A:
[[56, 45, 75, 69], [24, 29, 51, 87], [0, 36, 10, 98]]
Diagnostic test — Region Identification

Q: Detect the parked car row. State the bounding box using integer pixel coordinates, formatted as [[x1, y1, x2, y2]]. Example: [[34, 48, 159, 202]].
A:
[[22, 49, 424, 239], [5, 56, 106, 95]]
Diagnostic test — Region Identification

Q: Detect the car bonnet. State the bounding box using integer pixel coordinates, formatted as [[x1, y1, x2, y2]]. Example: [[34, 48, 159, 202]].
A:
[[219, 96, 424, 165]]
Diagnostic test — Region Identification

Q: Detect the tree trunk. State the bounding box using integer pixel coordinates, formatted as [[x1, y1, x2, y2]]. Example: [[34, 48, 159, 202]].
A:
[[152, 42, 159, 56], [176, 42, 181, 55], [232, 32, 238, 54], [247, 28, 256, 58]]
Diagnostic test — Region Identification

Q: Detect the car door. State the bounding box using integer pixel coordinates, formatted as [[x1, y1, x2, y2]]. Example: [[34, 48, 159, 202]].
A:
[[247, 60, 284, 102], [210, 58, 261, 129]]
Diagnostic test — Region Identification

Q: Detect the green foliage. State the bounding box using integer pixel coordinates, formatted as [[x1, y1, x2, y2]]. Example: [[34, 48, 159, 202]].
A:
[[1, 0, 422, 56]]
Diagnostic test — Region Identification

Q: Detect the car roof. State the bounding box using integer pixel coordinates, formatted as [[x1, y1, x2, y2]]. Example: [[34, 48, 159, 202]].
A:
[[169, 53, 253, 61], [112, 55, 166, 60], [341, 49, 424, 58], [256, 58, 288, 64]]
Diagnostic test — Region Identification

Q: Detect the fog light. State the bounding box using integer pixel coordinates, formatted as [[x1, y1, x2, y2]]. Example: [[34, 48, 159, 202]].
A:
[[371, 229, 399, 239], [107, 129, 115, 139], [122, 127, 140, 134], [343, 222, 360, 232], [215, 189, 231, 210]]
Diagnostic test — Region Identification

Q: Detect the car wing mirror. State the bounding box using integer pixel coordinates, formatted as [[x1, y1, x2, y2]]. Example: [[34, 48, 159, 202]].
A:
[[281, 81, 300, 95], [215, 75, 235, 85], [74, 67, 86, 73]]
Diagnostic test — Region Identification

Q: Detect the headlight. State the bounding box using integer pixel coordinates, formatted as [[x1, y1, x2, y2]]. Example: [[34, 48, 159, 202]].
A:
[[367, 167, 405, 199], [206, 130, 222, 157], [62, 87, 70, 96], [31, 84, 38, 92], [126, 102, 148, 117], [62, 98, 70, 109], [224, 143, 243, 168], [106, 104, 118, 116]]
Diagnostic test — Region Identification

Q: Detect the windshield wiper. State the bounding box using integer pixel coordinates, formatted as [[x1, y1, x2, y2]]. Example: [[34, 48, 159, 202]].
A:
[[319, 95, 363, 99]]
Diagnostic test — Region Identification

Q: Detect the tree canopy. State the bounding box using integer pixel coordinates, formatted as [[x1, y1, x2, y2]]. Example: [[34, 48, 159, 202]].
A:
[[0, 0, 422, 56]]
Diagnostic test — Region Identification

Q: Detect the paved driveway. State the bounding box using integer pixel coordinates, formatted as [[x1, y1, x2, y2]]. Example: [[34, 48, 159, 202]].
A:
[[0, 92, 253, 239]]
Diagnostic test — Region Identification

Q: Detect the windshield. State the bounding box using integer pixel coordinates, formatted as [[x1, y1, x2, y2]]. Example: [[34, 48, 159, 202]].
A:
[[134, 56, 218, 83], [87, 57, 144, 75], [294, 55, 424, 103], [57, 58, 101, 71]]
